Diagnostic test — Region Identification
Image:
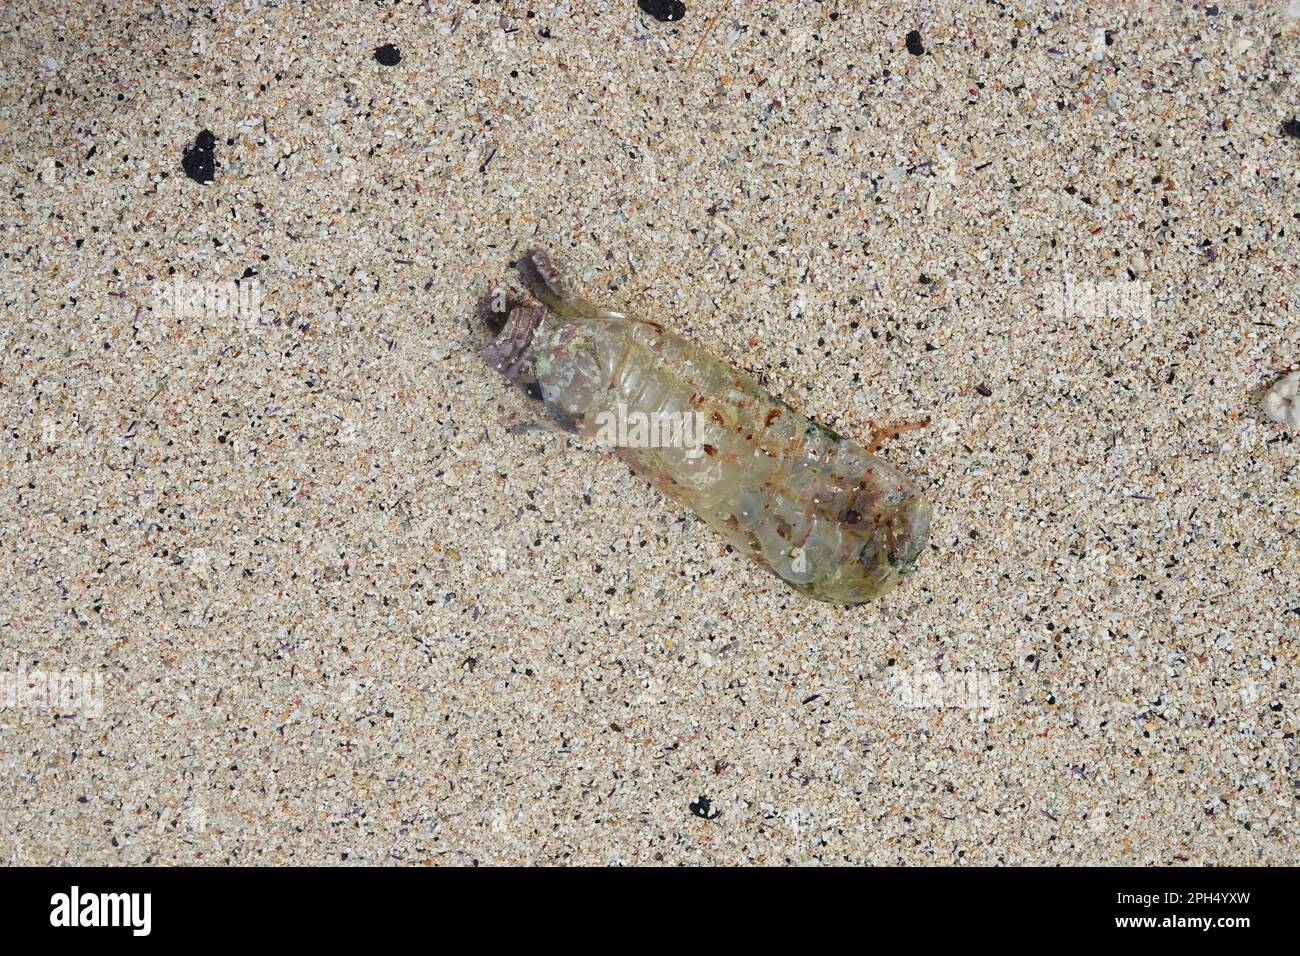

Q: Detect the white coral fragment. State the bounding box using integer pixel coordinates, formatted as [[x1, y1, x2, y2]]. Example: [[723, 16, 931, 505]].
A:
[[1262, 371, 1300, 428]]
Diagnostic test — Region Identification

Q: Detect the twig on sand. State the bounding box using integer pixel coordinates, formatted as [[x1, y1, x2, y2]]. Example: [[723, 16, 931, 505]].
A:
[[685, 1, 729, 74]]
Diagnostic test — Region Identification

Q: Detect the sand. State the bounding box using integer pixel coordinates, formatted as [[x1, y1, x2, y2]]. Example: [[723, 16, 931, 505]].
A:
[[0, 1, 1296, 864]]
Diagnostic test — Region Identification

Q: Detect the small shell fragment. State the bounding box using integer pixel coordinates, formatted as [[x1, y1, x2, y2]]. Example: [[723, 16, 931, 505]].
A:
[[1262, 371, 1300, 428]]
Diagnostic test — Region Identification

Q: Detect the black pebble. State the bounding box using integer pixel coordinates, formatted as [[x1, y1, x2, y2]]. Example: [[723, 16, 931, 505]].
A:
[[181, 129, 216, 184], [906, 29, 925, 55], [639, 0, 686, 23], [689, 795, 719, 819], [374, 44, 401, 66], [1282, 119, 1300, 139]]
